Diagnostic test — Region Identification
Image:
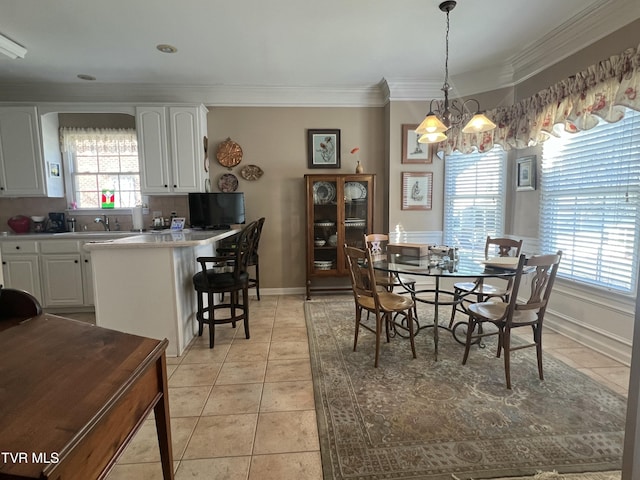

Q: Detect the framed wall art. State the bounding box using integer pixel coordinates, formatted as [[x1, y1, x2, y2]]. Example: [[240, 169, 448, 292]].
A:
[[401, 124, 432, 164], [516, 155, 536, 191], [401, 171, 433, 210], [307, 129, 341, 169], [49, 162, 61, 177]]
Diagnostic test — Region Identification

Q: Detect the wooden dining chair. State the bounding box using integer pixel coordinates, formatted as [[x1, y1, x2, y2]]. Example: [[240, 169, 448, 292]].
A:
[[449, 236, 523, 327], [344, 245, 416, 368], [0, 287, 43, 331], [461, 251, 562, 389], [363, 233, 417, 293]]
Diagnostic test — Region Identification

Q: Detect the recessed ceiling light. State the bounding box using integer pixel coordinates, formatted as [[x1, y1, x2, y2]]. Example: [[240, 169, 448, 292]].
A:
[[156, 44, 177, 54], [77, 74, 96, 81]]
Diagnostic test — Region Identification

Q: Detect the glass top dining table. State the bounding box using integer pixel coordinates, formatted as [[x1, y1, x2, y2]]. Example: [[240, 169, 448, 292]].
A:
[[372, 254, 519, 361]]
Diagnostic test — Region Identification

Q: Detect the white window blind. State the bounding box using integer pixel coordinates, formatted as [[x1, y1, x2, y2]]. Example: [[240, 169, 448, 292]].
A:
[[444, 146, 506, 260], [540, 108, 640, 294]]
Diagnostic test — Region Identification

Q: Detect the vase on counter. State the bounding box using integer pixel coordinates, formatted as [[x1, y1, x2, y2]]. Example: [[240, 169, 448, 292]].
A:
[[355, 161, 364, 174]]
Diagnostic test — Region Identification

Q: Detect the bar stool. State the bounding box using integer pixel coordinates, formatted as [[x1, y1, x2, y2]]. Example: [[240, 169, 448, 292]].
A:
[[192, 221, 260, 348]]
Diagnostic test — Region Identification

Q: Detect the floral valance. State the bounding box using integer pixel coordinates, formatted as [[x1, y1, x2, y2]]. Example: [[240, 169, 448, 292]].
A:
[[437, 42, 640, 154], [60, 128, 138, 155]]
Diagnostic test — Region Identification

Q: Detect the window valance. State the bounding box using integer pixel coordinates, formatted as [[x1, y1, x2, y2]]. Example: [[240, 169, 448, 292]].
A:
[[438, 42, 640, 154], [60, 128, 137, 155]]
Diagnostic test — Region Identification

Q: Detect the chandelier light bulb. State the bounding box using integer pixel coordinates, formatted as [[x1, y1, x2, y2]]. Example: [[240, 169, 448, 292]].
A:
[[418, 132, 448, 144], [461, 113, 497, 134]]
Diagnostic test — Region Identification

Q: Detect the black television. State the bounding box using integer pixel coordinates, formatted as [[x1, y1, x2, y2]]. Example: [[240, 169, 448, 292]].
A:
[[188, 192, 246, 229]]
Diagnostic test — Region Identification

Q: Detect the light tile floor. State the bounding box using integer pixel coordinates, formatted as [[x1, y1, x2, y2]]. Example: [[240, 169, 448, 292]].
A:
[[61, 293, 630, 479]]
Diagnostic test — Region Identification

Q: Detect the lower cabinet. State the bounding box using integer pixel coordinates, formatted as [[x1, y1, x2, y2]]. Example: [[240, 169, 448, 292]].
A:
[[40, 254, 84, 306], [1, 238, 94, 308], [1, 240, 42, 302], [81, 252, 94, 306], [1, 253, 42, 302]]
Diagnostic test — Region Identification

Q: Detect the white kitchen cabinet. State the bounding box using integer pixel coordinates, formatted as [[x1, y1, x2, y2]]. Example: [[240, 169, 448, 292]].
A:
[[81, 251, 94, 306], [137, 104, 208, 194], [0, 106, 64, 197], [0, 106, 46, 196], [40, 254, 84, 307], [40, 240, 84, 307], [0, 240, 42, 301]]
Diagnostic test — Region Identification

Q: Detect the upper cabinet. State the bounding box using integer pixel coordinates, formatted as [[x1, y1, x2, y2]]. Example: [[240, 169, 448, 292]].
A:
[[0, 106, 64, 197], [137, 104, 208, 194]]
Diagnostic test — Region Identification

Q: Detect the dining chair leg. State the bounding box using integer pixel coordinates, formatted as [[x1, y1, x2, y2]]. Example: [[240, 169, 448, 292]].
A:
[[503, 328, 512, 389], [496, 326, 504, 358], [353, 306, 361, 351], [243, 285, 250, 339], [374, 311, 382, 368], [207, 291, 216, 348], [229, 290, 239, 328], [384, 313, 391, 343], [448, 288, 462, 328], [254, 262, 261, 300], [462, 317, 476, 365], [407, 310, 417, 359], [196, 292, 204, 336], [534, 325, 544, 380]]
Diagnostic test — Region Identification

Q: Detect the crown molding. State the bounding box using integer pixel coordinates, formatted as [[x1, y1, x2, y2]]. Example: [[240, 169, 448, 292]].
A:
[[509, 0, 640, 84], [0, 0, 636, 108], [0, 82, 387, 107]]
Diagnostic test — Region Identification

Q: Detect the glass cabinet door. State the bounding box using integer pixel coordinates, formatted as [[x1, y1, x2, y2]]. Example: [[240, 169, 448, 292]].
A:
[[343, 179, 370, 250], [312, 179, 338, 272]]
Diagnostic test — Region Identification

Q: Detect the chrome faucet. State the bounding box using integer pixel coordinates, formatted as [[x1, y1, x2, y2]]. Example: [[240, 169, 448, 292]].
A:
[[94, 215, 110, 231]]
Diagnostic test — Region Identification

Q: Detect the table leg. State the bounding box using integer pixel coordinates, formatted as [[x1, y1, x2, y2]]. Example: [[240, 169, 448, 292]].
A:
[[154, 354, 175, 480], [433, 277, 439, 361]]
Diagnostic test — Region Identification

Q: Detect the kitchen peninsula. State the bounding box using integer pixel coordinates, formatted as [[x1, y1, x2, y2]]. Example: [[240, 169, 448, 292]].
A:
[[84, 229, 239, 356]]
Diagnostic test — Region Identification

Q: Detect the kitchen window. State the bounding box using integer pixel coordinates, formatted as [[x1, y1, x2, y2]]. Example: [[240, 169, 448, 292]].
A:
[[540, 107, 640, 294], [60, 128, 141, 209], [443, 146, 507, 259]]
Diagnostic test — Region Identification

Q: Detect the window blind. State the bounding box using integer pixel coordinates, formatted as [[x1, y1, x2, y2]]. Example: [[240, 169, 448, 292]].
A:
[[444, 146, 506, 260], [540, 108, 640, 294]]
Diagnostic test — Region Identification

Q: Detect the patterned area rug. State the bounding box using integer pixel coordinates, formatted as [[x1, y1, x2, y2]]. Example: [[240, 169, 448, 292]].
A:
[[305, 298, 626, 480]]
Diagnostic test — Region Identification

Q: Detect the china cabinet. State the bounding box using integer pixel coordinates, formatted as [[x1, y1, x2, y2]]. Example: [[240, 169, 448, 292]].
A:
[[305, 173, 375, 299]]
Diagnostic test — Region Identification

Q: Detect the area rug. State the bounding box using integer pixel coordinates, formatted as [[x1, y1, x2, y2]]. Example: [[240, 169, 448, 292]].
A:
[[305, 298, 627, 480]]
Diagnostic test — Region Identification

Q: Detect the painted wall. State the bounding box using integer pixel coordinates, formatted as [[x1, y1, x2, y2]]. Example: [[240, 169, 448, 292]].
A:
[[206, 106, 386, 291]]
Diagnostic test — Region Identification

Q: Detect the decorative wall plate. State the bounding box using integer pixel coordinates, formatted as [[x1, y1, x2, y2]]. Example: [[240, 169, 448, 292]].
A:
[[216, 138, 243, 169], [218, 173, 239, 192], [240, 164, 264, 181]]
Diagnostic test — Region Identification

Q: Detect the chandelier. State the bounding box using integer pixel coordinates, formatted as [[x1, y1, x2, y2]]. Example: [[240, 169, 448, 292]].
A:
[[416, 0, 496, 144]]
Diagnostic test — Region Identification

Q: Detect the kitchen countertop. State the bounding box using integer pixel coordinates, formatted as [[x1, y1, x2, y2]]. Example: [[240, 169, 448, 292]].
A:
[[0, 231, 145, 240], [82, 229, 240, 250]]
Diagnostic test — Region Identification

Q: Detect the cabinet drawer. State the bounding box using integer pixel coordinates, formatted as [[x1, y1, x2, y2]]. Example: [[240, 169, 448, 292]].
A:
[[40, 240, 81, 254], [1, 241, 39, 254]]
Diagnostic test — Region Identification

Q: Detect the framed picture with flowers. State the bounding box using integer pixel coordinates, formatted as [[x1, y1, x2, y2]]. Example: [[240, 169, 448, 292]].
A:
[[307, 129, 341, 169]]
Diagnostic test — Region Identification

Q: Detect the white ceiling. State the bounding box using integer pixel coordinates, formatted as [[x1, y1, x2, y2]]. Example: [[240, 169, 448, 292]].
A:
[[0, 0, 638, 105]]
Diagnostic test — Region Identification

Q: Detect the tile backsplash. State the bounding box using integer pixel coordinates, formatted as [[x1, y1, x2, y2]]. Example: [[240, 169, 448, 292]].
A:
[[0, 195, 189, 233]]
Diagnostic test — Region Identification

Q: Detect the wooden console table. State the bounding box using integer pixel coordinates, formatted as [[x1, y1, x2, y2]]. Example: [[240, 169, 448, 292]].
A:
[[0, 314, 174, 480]]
